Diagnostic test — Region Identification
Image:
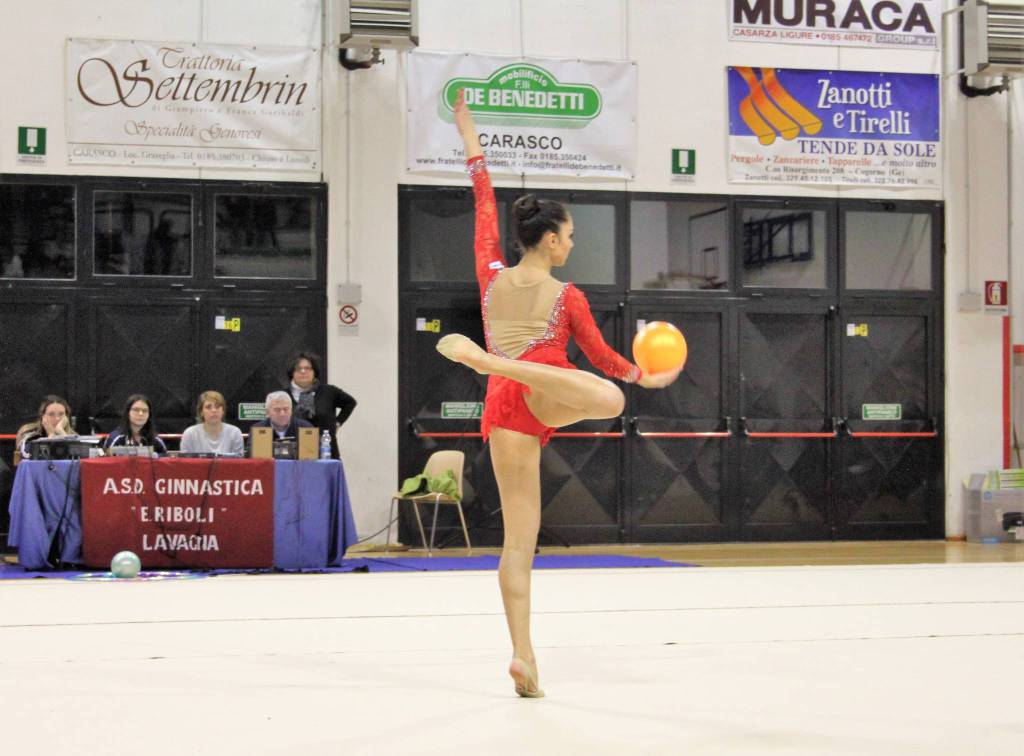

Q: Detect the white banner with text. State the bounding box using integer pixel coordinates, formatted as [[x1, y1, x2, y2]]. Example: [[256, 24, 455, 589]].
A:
[[407, 51, 637, 179], [66, 38, 320, 170], [728, 0, 939, 50]]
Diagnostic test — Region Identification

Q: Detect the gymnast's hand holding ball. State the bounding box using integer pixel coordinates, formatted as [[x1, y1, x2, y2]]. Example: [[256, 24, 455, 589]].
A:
[[633, 321, 687, 389]]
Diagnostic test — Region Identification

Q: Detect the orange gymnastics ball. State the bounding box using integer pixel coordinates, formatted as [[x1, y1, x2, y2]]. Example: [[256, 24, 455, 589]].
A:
[[632, 321, 687, 375]]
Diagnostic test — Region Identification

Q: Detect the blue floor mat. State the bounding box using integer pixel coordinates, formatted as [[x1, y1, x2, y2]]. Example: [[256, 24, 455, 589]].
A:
[[1, 565, 87, 579], [337, 554, 695, 572], [0, 553, 694, 579]]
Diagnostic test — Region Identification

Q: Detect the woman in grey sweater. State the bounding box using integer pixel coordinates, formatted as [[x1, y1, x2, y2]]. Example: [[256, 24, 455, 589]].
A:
[[179, 390, 244, 456]]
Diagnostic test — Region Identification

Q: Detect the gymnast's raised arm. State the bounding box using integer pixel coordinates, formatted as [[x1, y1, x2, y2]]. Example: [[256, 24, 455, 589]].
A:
[[455, 89, 483, 161], [455, 90, 505, 291]]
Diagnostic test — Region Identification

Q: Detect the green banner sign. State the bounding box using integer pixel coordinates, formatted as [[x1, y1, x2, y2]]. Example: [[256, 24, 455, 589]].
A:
[[442, 64, 602, 128], [862, 404, 901, 420], [441, 402, 483, 420], [238, 402, 267, 421]]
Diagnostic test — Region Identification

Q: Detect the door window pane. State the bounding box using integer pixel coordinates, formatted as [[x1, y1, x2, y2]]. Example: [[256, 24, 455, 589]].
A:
[[215, 194, 316, 279], [0, 184, 75, 279], [845, 211, 932, 290], [741, 207, 826, 289], [408, 194, 506, 283], [559, 203, 616, 285], [94, 191, 192, 276], [631, 200, 728, 290]]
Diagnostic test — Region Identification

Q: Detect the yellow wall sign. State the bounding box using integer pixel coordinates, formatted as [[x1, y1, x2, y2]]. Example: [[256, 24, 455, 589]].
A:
[[846, 323, 868, 337], [215, 316, 241, 332]]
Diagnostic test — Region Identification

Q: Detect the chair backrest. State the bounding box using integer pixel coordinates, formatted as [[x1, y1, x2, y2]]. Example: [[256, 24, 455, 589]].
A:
[[423, 450, 464, 499]]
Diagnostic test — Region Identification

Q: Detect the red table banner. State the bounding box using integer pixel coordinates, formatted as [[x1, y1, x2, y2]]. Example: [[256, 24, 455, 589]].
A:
[[80, 457, 275, 569]]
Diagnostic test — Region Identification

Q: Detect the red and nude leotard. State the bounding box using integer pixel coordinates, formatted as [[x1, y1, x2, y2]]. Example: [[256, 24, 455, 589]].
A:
[[467, 155, 641, 445]]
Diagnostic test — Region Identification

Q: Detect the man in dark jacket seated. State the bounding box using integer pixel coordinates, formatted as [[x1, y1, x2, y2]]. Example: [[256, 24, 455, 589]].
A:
[[250, 391, 314, 449]]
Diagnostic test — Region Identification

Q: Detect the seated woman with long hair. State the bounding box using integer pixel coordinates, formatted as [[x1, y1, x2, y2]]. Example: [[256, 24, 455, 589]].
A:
[[16, 395, 75, 459], [102, 394, 167, 454]]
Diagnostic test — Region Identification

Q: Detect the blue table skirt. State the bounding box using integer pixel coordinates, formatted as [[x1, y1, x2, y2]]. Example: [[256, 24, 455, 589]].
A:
[[7, 459, 358, 570]]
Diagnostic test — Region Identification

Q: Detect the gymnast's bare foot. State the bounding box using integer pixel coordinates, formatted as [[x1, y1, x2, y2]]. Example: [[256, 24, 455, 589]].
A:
[[509, 657, 544, 698], [436, 333, 492, 374]]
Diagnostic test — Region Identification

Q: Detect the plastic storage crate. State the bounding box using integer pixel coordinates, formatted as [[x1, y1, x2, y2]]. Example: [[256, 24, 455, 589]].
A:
[[964, 470, 1024, 543]]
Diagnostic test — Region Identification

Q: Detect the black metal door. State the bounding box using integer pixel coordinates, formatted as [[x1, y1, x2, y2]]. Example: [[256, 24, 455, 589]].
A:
[[397, 186, 944, 545], [202, 295, 326, 432], [626, 302, 732, 542], [86, 296, 198, 433], [0, 291, 76, 538], [737, 301, 835, 540], [0, 293, 76, 430], [836, 302, 943, 538], [540, 297, 626, 544], [536, 291, 942, 543], [80, 294, 324, 435], [398, 294, 495, 544]]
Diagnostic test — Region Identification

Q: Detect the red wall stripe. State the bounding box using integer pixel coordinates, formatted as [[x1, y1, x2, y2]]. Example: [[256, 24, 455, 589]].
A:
[[1003, 316, 1012, 468]]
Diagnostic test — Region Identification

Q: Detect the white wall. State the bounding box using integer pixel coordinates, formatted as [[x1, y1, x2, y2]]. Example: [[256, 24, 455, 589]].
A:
[[322, 21, 402, 542], [942, 56, 1015, 535], [3, 0, 1021, 541]]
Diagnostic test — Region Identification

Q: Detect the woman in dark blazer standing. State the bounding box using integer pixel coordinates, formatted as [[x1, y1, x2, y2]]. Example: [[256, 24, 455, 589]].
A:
[[285, 351, 356, 459]]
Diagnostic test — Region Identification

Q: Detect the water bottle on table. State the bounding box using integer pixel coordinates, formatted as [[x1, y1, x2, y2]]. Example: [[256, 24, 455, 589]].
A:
[[319, 429, 331, 460]]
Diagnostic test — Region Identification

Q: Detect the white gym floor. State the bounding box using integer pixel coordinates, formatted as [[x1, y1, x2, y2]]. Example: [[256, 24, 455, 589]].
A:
[[2, 562, 1022, 754]]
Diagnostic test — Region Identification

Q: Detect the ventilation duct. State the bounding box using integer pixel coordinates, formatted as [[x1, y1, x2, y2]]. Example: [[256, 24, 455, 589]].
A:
[[337, 0, 418, 51], [962, 1, 1024, 76]]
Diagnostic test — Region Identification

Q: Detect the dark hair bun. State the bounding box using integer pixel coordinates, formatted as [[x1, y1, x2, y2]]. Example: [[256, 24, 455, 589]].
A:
[[513, 194, 541, 222], [512, 193, 569, 250]]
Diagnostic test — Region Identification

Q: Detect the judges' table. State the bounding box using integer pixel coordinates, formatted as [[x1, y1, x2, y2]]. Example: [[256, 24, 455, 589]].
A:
[[7, 458, 357, 570]]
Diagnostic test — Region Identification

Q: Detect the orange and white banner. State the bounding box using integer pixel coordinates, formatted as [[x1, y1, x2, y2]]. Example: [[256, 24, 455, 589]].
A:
[[66, 38, 320, 171]]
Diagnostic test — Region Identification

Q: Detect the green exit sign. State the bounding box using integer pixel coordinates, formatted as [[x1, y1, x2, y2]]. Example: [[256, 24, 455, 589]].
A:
[[238, 402, 267, 420], [18, 127, 46, 155], [672, 148, 695, 175], [441, 402, 483, 419], [862, 404, 901, 420], [17, 126, 46, 165]]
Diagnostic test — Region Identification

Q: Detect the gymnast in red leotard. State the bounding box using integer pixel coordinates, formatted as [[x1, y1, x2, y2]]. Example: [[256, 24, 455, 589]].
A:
[[437, 91, 681, 698], [469, 151, 643, 446]]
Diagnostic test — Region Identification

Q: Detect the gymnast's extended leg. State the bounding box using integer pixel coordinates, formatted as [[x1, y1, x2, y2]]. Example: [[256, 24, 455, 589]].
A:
[[488, 426, 545, 697], [437, 334, 624, 427]]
